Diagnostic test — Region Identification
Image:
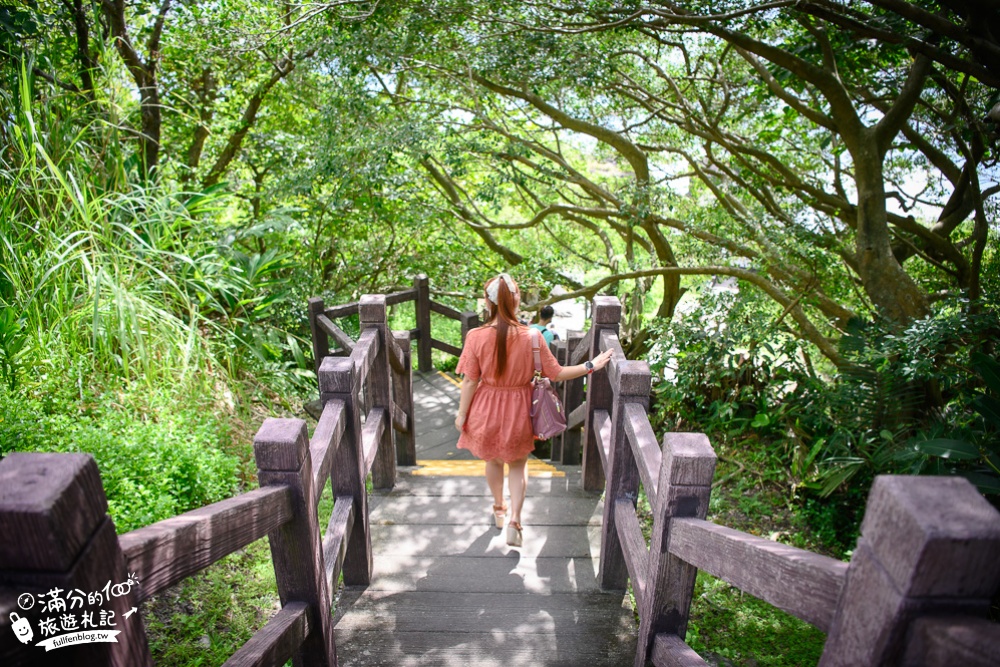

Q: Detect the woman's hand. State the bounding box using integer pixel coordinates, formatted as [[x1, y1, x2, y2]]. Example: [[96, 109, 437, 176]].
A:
[[591, 348, 614, 371], [554, 348, 617, 382], [454, 413, 465, 432]]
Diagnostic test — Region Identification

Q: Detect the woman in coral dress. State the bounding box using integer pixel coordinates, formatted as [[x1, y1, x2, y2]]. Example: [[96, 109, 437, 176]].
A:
[[454, 273, 612, 546]]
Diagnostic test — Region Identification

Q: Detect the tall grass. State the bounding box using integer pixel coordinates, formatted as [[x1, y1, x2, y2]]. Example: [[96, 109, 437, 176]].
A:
[[0, 64, 244, 397], [0, 64, 277, 530]]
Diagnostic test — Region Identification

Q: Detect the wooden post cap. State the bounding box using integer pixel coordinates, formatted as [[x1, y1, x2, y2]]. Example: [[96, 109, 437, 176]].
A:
[[359, 294, 387, 323], [861, 475, 1000, 597], [592, 296, 622, 323], [319, 356, 354, 394], [661, 433, 717, 487], [0, 453, 108, 571], [617, 360, 652, 397], [254, 418, 310, 472]]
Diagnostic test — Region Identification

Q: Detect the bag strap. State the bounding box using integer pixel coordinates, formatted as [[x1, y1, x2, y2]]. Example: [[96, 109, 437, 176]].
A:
[[530, 327, 542, 375]]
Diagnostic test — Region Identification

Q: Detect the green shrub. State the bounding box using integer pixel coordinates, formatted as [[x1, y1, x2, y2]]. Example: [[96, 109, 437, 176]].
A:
[[646, 283, 1000, 553], [0, 384, 239, 532]]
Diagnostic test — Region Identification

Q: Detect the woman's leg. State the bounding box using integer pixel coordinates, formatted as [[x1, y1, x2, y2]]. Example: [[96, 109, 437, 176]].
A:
[[508, 456, 529, 526], [485, 458, 506, 507]]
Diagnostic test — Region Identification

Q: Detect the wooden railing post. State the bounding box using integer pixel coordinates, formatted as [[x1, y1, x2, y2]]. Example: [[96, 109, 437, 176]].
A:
[[391, 330, 416, 466], [819, 475, 1000, 667], [636, 433, 717, 666], [0, 453, 151, 666], [459, 311, 479, 346], [561, 329, 585, 465], [598, 357, 651, 590], [359, 295, 396, 490], [582, 296, 621, 492], [253, 419, 336, 666], [320, 357, 372, 586], [308, 297, 330, 381], [414, 274, 432, 372], [550, 339, 568, 462]]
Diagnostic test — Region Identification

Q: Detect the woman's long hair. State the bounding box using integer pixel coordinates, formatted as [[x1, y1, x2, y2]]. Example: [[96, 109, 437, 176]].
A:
[[483, 275, 520, 379]]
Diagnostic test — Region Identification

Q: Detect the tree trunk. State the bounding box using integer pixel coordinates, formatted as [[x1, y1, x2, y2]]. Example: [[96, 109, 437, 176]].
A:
[[853, 136, 929, 324], [182, 68, 216, 182], [138, 76, 162, 175], [69, 0, 96, 99]]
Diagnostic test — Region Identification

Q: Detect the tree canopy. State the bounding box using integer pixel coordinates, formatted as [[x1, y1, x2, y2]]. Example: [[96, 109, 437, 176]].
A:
[[3, 0, 997, 371]]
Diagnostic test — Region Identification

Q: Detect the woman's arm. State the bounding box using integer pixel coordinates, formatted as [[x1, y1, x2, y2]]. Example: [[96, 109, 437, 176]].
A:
[[553, 348, 614, 382], [454, 376, 480, 431]]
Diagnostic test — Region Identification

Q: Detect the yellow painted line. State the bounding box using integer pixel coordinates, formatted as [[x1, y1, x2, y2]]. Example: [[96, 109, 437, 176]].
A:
[[437, 370, 461, 388], [409, 459, 565, 478]]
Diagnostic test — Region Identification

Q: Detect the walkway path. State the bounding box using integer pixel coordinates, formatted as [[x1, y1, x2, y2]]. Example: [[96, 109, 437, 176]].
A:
[[331, 372, 638, 666]]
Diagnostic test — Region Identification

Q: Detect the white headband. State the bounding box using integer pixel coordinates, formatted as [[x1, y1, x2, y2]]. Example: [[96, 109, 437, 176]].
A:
[[486, 273, 516, 304]]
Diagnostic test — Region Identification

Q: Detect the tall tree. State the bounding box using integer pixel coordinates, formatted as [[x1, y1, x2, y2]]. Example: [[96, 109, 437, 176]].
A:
[[347, 1, 997, 364]]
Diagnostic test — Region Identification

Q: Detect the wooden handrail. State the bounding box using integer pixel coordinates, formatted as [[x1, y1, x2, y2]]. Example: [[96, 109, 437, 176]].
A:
[[120, 485, 295, 602], [566, 401, 586, 430], [322, 497, 355, 594], [361, 407, 388, 475], [324, 302, 358, 319], [569, 327, 593, 365], [431, 338, 462, 357], [428, 298, 463, 319], [599, 329, 627, 389], [593, 409, 611, 471], [652, 633, 709, 667], [391, 402, 408, 433], [316, 314, 355, 353], [351, 328, 379, 388], [615, 498, 648, 608], [669, 518, 848, 632], [321, 286, 419, 320], [578, 294, 1000, 667], [311, 277, 478, 380], [386, 329, 407, 373], [386, 287, 418, 305], [624, 402, 661, 504], [221, 602, 310, 667], [310, 400, 345, 505]]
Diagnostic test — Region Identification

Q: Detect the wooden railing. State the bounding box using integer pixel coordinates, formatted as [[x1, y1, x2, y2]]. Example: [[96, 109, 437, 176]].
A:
[[6, 283, 998, 667], [308, 273, 480, 377], [0, 294, 405, 666], [579, 296, 1000, 667], [309, 273, 590, 468]]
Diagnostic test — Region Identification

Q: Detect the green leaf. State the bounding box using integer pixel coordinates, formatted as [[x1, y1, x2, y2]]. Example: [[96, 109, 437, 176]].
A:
[[915, 439, 979, 460], [287, 334, 307, 369], [751, 412, 770, 427], [818, 459, 862, 497], [959, 471, 1000, 496], [971, 352, 1000, 394], [804, 438, 825, 468], [973, 395, 1000, 430]]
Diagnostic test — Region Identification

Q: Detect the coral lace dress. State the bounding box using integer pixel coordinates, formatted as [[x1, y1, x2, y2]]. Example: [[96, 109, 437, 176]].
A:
[[456, 325, 564, 462]]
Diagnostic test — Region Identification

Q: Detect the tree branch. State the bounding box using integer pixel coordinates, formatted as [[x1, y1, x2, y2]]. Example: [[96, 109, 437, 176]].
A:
[[471, 71, 651, 183], [536, 265, 842, 365]]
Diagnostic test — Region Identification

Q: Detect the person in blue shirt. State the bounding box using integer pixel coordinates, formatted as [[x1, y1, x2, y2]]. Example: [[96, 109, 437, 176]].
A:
[[531, 305, 556, 345]]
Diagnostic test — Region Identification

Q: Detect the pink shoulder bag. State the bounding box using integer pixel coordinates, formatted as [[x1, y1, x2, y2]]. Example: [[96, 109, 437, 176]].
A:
[[530, 328, 567, 440]]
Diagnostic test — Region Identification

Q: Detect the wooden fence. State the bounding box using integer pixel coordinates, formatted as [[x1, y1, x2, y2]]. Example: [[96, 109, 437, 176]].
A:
[[308, 273, 480, 378], [308, 274, 586, 468], [0, 294, 408, 666], [580, 296, 1000, 667]]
